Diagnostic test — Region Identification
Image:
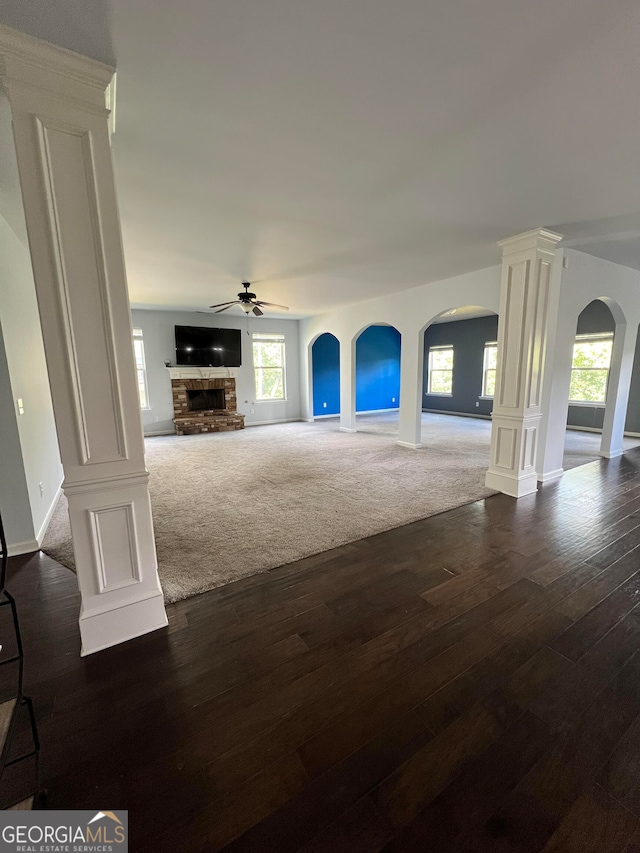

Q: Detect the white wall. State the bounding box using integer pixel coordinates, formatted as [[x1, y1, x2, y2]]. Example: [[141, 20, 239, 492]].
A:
[[299, 265, 502, 421], [0, 324, 34, 550], [131, 309, 302, 434], [0, 215, 63, 552]]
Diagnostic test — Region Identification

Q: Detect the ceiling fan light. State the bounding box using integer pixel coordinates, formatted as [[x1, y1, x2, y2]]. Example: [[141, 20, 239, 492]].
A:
[[241, 302, 253, 314]]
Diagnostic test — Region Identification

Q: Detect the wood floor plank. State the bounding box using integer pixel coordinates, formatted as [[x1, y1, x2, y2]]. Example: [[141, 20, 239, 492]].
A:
[[298, 627, 501, 778], [472, 752, 586, 852], [540, 782, 640, 853], [296, 796, 394, 853], [551, 577, 640, 662], [418, 609, 572, 735], [371, 704, 503, 830], [222, 708, 434, 852], [384, 710, 554, 853], [556, 550, 640, 621], [599, 710, 640, 818], [4, 448, 639, 852]]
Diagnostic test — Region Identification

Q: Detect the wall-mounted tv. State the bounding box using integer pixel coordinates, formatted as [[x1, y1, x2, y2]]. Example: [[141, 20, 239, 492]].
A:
[[175, 326, 242, 367]]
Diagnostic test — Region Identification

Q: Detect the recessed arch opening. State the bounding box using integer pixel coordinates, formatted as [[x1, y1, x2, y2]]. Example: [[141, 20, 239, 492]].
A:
[[563, 298, 640, 469]]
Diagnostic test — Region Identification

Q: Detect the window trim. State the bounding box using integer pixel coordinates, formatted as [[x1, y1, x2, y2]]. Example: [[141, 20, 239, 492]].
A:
[[427, 344, 454, 397], [132, 327, 150, 411], [482, 341, 498, 399], [252, 332, 287, 402], [568, 332, 614, 406]]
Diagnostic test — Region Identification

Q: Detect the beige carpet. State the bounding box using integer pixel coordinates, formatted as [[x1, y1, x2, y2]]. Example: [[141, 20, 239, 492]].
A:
[[41, 413, 639, 604]]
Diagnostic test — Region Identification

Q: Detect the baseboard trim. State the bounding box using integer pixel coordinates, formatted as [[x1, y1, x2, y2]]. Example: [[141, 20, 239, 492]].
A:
[[312, 409, 400, 419], [36, 483, 63, 545], [144, 429, 176, 437], [246, 418, 303, 427], [538, 468, 564, 483], [7, 539, 39, 557], [397, 441, 422, 450], [566, 425, 640, 439], [423, 409, 492, 420], [339, 427, 358, 433]]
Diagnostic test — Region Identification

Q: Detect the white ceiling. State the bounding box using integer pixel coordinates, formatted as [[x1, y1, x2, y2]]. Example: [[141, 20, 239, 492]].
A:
[[1, 0, 639, 318]]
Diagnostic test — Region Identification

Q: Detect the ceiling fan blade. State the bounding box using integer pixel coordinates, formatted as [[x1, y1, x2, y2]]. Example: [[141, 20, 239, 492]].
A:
[[209, 301, 238, 309], [214, 304, 236, 314], [254, 301, 289, 310], [252, 305, 264, 316]]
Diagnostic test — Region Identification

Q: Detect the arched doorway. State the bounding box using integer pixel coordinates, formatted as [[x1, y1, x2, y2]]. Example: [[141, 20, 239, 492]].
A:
[[563, 299, 640, 470], [311, 333, 340, 418], [354, 324, 401, 436], [413, 306, 499, 457]]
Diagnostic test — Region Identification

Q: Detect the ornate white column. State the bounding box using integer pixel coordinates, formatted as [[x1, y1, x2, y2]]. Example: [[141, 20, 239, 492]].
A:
[[486, 229, 562, 497], [397, 332, 423, 449], [339, 337, 357, 432], [0, 26, 167, 654], [600, 322, 638, 458]]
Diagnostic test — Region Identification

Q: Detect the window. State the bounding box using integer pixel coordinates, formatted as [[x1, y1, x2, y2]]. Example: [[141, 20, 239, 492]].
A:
[[133, 328, 150, 409], [253, 333, 286, 400], [482, 342, 498, 397], [427, 345, 454, 395], [569, 332, 614, 404]]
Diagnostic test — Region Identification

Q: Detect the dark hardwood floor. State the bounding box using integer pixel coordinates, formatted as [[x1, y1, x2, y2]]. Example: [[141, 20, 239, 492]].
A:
[[6, 449, 640, 850]]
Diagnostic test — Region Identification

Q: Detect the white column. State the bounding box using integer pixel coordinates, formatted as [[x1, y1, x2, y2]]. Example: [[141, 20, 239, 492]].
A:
[[397, 332, 423, 449], [486, 229, 563, 498], [339, 337, 357, 432], [600, 322, 637, 458], [536, 250, 571, 483], [536, 334, 573, 482], [0, 26, 167, 655]]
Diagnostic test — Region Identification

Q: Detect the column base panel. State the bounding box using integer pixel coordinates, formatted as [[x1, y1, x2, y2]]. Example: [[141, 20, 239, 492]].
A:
[[485, 469, 539, 498], [339, 427, 358, 433], [397, 441, 422, 450], [80, 589, 168, 656], [599, 449, 624, 459]]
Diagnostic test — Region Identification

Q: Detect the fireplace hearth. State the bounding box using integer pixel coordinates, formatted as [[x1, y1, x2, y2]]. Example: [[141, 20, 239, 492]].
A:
[[171, 376, 245, 435]]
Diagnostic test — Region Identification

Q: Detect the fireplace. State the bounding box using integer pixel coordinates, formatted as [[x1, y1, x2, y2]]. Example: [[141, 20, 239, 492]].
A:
[[171, 376, 245, 435], [187, 388, 225, 412]]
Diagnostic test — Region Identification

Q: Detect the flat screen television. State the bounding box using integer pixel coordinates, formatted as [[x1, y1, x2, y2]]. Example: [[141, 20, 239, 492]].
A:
[[175, 325, 242, 367]]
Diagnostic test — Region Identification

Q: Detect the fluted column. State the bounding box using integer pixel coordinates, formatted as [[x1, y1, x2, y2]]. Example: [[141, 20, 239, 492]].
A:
[[0, 26, 167, 654], [486, 229, 562, 497]]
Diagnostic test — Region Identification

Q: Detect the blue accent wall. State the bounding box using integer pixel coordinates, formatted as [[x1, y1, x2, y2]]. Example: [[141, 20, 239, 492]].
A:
[[312, 333, 340, 416], [356, 325, 401, 412]]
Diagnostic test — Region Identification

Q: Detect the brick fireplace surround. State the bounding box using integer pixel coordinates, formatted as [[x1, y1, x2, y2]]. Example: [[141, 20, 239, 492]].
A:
[[171, 375, 245, 435]]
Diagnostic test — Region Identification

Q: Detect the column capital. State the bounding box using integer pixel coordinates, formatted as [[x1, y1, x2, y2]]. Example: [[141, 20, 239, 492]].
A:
[[497, 228, 563, 256], [0, 24, 114, 111]]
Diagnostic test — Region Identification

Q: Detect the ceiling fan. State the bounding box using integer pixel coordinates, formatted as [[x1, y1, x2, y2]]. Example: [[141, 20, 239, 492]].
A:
[[209, 282, 289, 316]]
